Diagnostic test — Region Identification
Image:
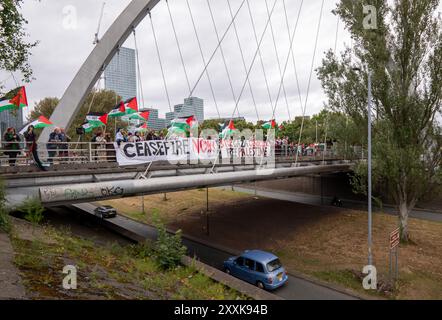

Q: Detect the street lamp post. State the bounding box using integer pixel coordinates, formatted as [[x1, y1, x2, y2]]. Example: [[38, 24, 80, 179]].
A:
[[353, 67, 373, 266], [367, 71, 373, 266]]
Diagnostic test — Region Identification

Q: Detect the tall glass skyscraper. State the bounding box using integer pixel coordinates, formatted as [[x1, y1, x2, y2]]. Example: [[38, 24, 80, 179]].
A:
[[167, 97, 205, 125], [0, 108, 24, 136], [184, 97, 204, 122], [140, 107, 166, 131], [104, 47, 137, 101]]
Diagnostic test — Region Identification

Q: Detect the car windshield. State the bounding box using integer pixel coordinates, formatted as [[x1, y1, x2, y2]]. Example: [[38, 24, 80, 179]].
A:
[[266, 259, 282, 272]]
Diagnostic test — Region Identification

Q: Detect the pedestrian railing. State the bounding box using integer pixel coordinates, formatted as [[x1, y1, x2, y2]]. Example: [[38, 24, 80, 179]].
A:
[[0, 141, 365, 169]]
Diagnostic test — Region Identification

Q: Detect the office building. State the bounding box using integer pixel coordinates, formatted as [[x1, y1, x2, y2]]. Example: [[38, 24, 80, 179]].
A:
[[0, 108, 24, 136], [184, 97, 204, 122], [141, 107, 167, 131], [166, 112, 176, 127], [167, 97, 205, 125], [104, 47, 137, 101]]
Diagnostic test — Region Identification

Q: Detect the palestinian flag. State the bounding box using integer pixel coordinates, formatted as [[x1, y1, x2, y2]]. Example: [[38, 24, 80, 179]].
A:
[[108, 101, 126, 118], [19, 116, 53, 135], [168, 126, 187, 136], [135, 123, 148, 132], [0, 86, 28, 112], [174, 115, 197, 129], [81, 122, 99, 134], [220, 120, 237, 138], [124, 97, 138, 114], [129, 111, 150, 121], [86, 112, 108, 126], [262, 119, 277, 130]]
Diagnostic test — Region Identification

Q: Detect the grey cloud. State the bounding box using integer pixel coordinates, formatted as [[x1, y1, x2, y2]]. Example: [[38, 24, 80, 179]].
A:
[[3, 0, 351, 122]]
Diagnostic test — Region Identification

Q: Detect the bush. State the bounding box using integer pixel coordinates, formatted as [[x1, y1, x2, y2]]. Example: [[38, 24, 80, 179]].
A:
[[17, 198, 45, 224], [127, 241, 154, 259], [0, 180, 11, 232], [153, 216, 187, 270]]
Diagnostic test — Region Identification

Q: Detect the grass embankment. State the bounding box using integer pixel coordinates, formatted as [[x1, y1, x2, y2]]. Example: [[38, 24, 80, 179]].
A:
[[99, 188, 253, 225], [9, 218, 246, 300], [101, 189, 442, 300]]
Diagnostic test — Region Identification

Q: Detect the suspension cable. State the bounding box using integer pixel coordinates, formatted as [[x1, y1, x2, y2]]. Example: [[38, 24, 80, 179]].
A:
[[185, 0, 220, 118], [226, 0, 260, 121], [264, 0, 291, 121], [230, 0, 278, 121], [133, 29, 145, 108], [166, 0, 192, 94], [322, 15, 340, 162], [210, 0, 278, 174], [294, 0, 325, 165], [10, 72, 19, 87], [246, 0, 273, 113], [86, 65, 105, 115], [188, 0, 247, 99], [149, 11, 172, 113], [270, 0, 303, 122], [206, 0, 240, 118], [282, 0, 304, 121]]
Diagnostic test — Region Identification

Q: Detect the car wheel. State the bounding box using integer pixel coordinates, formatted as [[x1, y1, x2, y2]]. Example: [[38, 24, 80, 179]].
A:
[[256, 281, 265, 290], [225, 268, 231, 275]]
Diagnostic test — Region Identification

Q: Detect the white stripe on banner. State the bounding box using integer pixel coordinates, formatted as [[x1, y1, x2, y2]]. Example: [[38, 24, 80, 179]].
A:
[[114, 138, 272, 166]]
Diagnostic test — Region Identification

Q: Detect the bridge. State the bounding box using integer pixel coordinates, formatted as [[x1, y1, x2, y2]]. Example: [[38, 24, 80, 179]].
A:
[[1, 0, 359, 208], [2, 144, 353, 206]]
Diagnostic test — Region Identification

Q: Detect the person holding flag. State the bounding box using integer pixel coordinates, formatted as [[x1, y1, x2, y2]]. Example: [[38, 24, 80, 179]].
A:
[[0, 86, 28, 112], [19, 115, 53, 169], [23, 125, 46, 170]]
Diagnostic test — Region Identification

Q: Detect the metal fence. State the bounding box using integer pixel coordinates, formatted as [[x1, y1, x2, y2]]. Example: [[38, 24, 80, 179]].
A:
[[0, 140, 364, 168], [0, 141, 117, 167]]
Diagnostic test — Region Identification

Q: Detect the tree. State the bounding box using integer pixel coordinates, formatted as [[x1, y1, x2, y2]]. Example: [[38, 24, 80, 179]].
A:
[[0, 0, 38, 92], [29, 97, 59, 121], [317, 0, 442, 241]]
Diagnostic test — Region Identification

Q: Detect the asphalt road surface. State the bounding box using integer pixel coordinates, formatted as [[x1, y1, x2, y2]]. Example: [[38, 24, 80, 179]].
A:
[[70, 203, 357, 300], [231, 186, 442, 223]]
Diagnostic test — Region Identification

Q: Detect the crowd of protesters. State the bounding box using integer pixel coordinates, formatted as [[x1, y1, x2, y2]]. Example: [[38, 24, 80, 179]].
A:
[[1, 126, 71, 169], [275, 137, 329, 157], [1, 126, 332, 169]]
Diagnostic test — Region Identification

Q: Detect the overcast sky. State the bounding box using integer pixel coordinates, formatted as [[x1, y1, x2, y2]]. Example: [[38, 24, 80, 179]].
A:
[[2, 0, 354, 122]]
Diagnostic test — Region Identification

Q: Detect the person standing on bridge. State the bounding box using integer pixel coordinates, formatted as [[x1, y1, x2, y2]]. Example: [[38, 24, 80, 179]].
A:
[[58, 128, 71, 163], [104, 133, 115, 162], [47, 127, 61, 164], [23, 125, 46, 171], [115, 128, 125, 147], [3, 127, 21, 166]]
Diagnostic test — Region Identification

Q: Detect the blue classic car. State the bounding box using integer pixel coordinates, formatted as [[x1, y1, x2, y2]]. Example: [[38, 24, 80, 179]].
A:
[[223, 250, 288, 290]]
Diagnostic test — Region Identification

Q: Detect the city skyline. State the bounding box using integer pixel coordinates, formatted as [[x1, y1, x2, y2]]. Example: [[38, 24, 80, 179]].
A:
[[0, 0, 354, 124]]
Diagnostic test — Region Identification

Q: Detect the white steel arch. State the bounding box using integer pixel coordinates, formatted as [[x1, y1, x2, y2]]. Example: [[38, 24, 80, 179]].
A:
[[38, 0, 161, 143]]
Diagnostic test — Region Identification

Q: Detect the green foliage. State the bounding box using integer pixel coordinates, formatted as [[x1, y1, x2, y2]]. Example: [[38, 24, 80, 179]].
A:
[[317, 0, 442, 241], [152, 213, 186, 270], [127, 241, 154, 259], [17, 198, 45, 224], [0, 0, 39, 92], [28, 97, 59, 122], [0, 179, 11, 233]]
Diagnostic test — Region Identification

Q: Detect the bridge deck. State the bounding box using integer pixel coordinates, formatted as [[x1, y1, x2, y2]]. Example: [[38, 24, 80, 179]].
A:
[[3, 158, 354, 208]]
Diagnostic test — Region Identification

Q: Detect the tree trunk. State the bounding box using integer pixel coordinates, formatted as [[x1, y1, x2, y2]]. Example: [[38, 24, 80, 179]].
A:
[[398, 201, 410, 242]]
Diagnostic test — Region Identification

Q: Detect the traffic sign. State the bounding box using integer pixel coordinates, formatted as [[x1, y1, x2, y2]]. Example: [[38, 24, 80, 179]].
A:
[[390, 228, 400, 250]]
